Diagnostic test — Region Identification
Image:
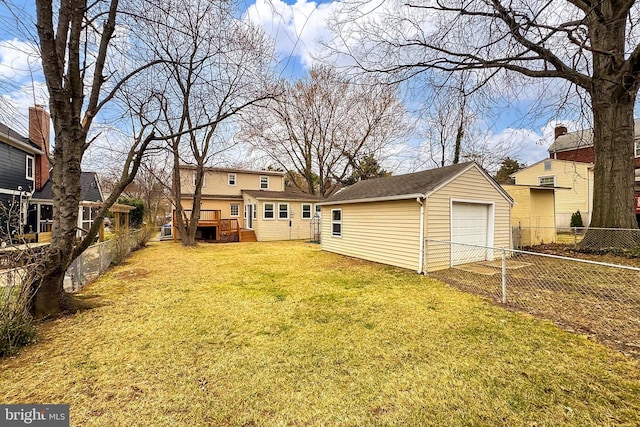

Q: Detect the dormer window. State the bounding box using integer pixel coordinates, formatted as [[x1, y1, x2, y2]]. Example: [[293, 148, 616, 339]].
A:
[[25, 156, 34, 180]]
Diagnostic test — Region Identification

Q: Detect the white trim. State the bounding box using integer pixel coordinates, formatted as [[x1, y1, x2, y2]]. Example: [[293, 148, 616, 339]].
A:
[[416, 197, 425, 274], [228, 173, 237, 186], [318, 193, 425, 206], [331, 208, 342, 237], [538, 175, 556, 187], [301, 203, 312, 219], [263, 202, 275, 220], [449, 198, 495, 266], [230, 203, 240, 217], [426, 163, 513, 205], [0, 135, 42, 155], [277, 202, 289, 220], [25, 155, 34, 180], [259, 175, 269, 190], [0, 188, 34, 196]]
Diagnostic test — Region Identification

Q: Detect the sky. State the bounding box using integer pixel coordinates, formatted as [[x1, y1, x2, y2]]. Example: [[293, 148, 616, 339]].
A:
[[0, 0, 578, 174]]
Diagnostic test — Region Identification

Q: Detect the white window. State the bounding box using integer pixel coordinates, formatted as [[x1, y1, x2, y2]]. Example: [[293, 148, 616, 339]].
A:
[[253, 204, 257, 219], [301, 203, 312, 219], [260, 175, 269, 190], [264, 202, 274, 219], [228, 173, 237, 186], [278, 203, 289, 219], [230, 203, 239, 217], [635, 139, 640, 157], [315, 204, 321, 218], [25, 156, 34, 180], [331, 209, 342, 237], [538, 176, 555, 187], [543, 160, 552, 171]]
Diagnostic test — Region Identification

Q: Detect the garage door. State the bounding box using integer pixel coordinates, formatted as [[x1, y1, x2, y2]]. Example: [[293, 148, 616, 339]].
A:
[[451, 202, 490, 265]]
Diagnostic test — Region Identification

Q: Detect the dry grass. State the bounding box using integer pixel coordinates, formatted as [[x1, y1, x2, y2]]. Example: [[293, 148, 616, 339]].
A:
[[1, 241, 640, 426]]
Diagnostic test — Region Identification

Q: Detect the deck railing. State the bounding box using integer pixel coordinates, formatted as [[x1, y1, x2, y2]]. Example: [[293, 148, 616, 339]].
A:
[[180, 210, 221, 222]]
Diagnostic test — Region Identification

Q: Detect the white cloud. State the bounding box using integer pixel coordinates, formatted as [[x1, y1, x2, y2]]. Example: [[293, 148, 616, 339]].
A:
[[0, 38, 40, 82], [245, 0, 338, 71], [0, 80, 48, 136]]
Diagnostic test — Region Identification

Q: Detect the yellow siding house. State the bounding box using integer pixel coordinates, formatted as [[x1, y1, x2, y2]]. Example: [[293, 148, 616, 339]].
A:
[[176, 166, 321, 242], [502, 185, 556, 246], [510, 159, 593, 228]]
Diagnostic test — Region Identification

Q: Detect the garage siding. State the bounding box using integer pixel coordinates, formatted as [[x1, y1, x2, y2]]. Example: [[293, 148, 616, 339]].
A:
[[321, 200, 422, 271], [426, 167, 511, 271]]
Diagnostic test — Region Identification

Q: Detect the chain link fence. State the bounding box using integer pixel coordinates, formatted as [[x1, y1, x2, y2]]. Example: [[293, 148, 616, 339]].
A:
[[513, 226, 640, 251], [425, 239, 640, 358], [1, 230, 145, 296]]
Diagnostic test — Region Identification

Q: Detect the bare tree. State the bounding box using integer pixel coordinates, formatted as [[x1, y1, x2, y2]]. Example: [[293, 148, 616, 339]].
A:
[[330, 0, 640, 235], [138, 0, 276, 246], [243, 66, 407, 197]]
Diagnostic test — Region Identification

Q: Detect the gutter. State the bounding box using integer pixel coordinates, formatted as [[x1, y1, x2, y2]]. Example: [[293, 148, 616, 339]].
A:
[[416, 196, 425, 274], [317, 193, 425, 206]]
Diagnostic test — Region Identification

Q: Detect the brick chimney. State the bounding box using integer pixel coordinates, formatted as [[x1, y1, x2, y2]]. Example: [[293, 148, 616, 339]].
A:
[[29, 105, 51, 190], [554, 125, 567, 140]]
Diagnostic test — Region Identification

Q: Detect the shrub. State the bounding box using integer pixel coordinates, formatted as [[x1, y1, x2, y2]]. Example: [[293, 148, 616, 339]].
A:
[[1, 270, 37, 357], [570, 210, 584, 228]]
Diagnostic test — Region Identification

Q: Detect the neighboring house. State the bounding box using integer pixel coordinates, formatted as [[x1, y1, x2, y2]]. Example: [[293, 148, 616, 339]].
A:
[[502, 184, 556, 246], [176, 166, 322, 242], [549, 120, 640, 219], [0, 105, 50, 241], [318, 162, 513, 273], [0, 105, 122, 244], [511, 159, 593, 228]]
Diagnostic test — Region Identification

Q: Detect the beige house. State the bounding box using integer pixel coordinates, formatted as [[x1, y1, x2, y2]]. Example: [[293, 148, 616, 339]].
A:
[[502, 185, 556, 246], [176, 167, 321, 242], [319, 162, 513, 273], [510, 159, 593, 228]]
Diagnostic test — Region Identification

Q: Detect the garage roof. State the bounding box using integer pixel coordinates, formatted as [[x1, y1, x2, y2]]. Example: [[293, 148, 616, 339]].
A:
[[320, 162, 512, 205]]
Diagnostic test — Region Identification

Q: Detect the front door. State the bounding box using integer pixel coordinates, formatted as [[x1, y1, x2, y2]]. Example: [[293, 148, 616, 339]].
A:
[[247, 204, 254, 229]]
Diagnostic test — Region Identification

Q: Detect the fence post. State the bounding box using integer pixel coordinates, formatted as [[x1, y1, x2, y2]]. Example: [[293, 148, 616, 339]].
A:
[[573, 227, 577, 248], [501, 248, 507, 304]]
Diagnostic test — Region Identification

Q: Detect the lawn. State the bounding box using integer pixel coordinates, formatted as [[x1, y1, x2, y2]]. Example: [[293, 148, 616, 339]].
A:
[[1, 241, 640, 426]]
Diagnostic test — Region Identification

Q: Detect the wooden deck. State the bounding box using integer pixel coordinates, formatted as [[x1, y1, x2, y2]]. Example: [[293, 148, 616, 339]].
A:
[[173, 210, 255, 242]]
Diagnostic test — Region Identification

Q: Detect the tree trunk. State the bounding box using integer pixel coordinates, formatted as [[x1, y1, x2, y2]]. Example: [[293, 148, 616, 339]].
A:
[[31, 123, 84, 318], [580, 89, 638, 248]]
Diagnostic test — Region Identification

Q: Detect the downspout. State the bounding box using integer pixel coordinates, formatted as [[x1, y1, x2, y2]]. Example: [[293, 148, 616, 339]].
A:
[[416, 196, 425, 274]]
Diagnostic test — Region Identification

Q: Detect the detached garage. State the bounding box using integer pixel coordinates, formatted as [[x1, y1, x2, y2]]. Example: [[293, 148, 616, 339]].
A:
[[319, 162, 513, 273]]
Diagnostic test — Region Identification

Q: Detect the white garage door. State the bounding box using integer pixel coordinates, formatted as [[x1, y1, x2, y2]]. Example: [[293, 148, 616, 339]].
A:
[[451, 202, 490, 265]]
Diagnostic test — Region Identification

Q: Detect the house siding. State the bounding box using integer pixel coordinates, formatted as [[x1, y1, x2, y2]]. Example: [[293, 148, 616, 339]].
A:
[[425, 166, 511, 271], [513, 160, 593, 227], [0, 141, 33, 193], [255, 200, 315, 241], [180, 198, 245, 228], [321, 200, 422, 271], [503, 185, 555, 246], [181, 169, 284, 196]]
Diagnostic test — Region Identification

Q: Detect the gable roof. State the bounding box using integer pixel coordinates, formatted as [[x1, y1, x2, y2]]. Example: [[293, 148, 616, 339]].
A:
[[32, 172, 103, 202], [549, 118, 640, 153], [320, 162, 512, 205]]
